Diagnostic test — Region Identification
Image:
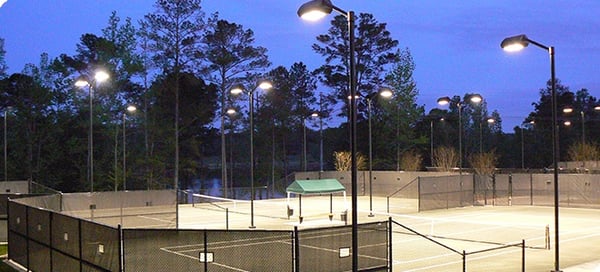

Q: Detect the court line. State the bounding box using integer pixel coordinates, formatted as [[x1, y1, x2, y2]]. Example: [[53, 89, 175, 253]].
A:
[[159, 247, 248, 272], [393, 223, 600, 271]]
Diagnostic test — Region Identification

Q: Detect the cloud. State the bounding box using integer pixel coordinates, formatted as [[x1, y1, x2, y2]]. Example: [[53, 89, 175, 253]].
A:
[[0, 0, 6, 8]]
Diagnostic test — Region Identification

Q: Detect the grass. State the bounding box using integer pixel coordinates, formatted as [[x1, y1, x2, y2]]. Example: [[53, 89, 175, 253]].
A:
[[0, 245, 16, 272]]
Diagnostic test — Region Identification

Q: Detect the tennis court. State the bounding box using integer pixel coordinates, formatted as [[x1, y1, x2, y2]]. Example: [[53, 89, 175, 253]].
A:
[[179, 195, 600, 271]]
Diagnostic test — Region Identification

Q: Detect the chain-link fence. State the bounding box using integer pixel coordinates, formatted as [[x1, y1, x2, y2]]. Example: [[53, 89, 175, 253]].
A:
[[8, 191, 391, 272], [419, 175, 474, 211], [418, 173, 600, 211]]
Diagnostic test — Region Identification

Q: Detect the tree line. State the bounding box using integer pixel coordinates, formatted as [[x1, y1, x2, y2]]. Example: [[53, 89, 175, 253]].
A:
[[0, 0, 598, 194]]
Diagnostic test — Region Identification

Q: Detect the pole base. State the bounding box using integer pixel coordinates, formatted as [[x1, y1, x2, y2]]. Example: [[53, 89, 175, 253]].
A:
[[249, 225, 256, 229], [368, 212, 375, 217]]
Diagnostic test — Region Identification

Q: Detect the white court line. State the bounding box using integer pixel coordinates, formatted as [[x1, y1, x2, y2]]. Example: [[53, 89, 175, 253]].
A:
[[137, 215, 174, 224], [392, 223, 600, 271], [159, 247, 248, 272], [162, 234, 291, 251]]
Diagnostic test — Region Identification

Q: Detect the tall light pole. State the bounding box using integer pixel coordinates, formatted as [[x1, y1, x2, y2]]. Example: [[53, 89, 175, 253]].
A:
[[298, 1, 359, 270], [437, 94, 482, 174], [429, 115, 444, 167], [562, 106, 600, 145], [75, 71, 109, 193], [501, 34, 560, 272], [365, 88, 393, 217], [480, 117, 495, 154], [231, 80, 272, 229], [226, 107, 238, 196], [311, 111, 324, 174], [3, 106, 11, 182], [123, 105, 137, 191], [302, 117, 308, 171]]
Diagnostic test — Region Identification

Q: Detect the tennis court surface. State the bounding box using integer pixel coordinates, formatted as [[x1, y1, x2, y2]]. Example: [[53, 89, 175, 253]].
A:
[[179, 195, 600, 271]]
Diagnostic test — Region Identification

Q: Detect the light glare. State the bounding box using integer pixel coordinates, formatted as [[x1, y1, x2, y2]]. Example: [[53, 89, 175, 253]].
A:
[[75, 80, 89, 87], [470, 95, 482, 104], [437, 97, 450, 106], [300, 10, 328, 21], [231, 87, 244, 95], [258, 81, 273, 90], [379, 88, 393, 98], [503, 44, 525, 52], [126, 105, 137, 112], [95, 71, 109, 83]]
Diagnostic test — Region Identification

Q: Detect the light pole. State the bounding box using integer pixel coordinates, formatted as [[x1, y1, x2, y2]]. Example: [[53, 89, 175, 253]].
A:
[[365, 88, 393, 217], [298, 1, 359, 270], [501, 34, 560, 272], [311, 111, 324, 174], [225, 107, 237, 197], [437, 94, 482, 174], [231, 80, 272, 229], [75, 71, 109, 193], [480, 117, 495, 154], [123, 105, 137, 191], [3, 106, 11, 182], [429, 115, 444, 167], [521, 121, 534, 169], [562, 106, 600, 145], [303, 117, 308, 171]]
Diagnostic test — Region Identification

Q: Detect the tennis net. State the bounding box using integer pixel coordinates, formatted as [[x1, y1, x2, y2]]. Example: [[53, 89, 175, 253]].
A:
[[189, 193, 291, 220]]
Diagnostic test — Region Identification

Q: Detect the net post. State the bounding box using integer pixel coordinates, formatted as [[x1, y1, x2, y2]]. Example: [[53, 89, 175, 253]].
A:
[[386, 197, 389, 213], [462, 250, 466, 272], [545, 224, 550, 250], [226, 208, 229, 230]]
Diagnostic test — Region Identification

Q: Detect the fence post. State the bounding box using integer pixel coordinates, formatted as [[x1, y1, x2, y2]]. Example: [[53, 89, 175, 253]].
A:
[[49, 210, 53, 271], [529, 172, 533, 206], [294, 226, 300, 272], [417, 177, 421, 212], [78, 217, 83, 272], [508, 173, 512, 206], [521, 239, 525, 272], [6, 199, 9, 261], [388, 218, 393, 271], [118, 224, 123, 272], [25, 206, 30, 271], [204, 230, 208, 271]]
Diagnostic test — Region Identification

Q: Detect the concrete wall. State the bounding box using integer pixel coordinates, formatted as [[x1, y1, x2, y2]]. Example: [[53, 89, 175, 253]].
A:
[[294, 171, 455, 197]]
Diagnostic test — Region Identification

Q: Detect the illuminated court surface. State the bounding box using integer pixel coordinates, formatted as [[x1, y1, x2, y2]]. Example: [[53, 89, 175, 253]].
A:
[[177, 196, 600, 271]]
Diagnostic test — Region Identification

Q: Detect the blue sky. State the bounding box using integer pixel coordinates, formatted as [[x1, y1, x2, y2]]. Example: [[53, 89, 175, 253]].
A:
[[1, 0, 599, 132]]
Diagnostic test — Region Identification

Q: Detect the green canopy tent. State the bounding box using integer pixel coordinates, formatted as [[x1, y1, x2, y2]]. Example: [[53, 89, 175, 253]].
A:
[[286, 179, 347, 223]]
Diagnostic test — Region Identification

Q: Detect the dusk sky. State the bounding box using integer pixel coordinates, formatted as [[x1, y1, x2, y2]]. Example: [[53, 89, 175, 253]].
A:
[[1, 0, 599, 132]]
